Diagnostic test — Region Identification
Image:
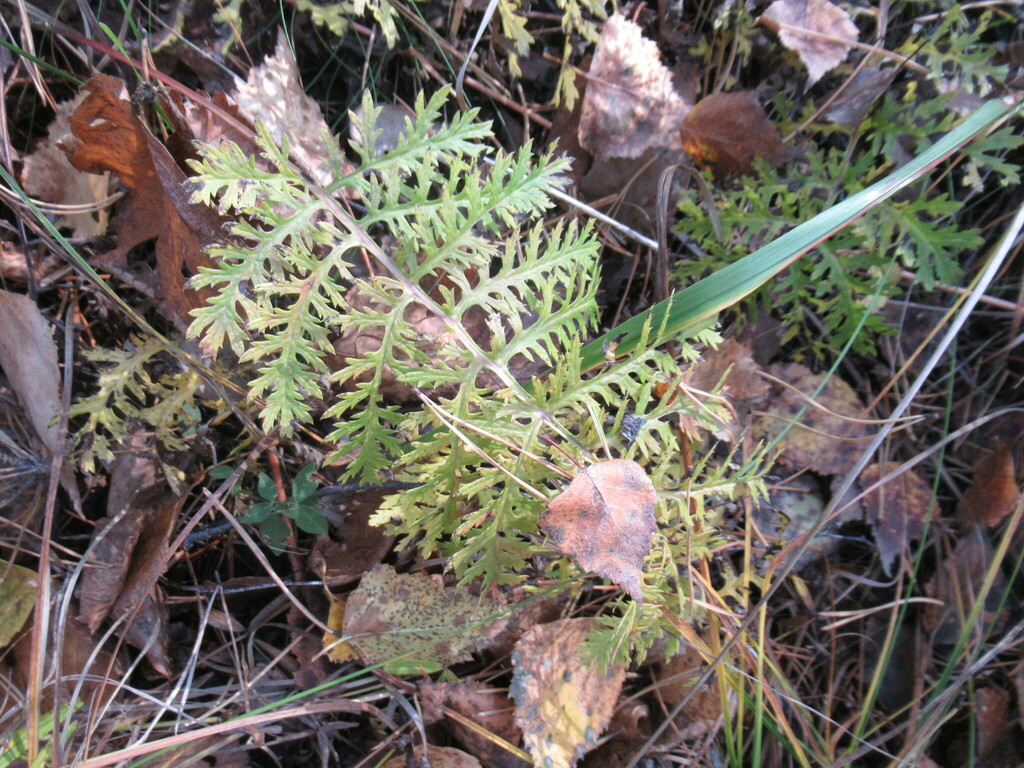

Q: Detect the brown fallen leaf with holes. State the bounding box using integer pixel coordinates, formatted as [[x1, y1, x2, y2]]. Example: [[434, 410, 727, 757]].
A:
[[679, 91, 792, 177], [760, 0, 859, 85], [60, 73, 222, 328], [540, 459, 657, 601], [511, 618, 626, 768]]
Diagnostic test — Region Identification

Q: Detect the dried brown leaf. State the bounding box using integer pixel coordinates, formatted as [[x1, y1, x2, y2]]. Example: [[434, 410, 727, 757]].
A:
[[380, 746, 482, 768], [823, 66, 896, 126], [420, 681, 528, 768], [511, 618, 625, 768], [60, 73, 218, 328], [859, 462, 931, 575], [753, 363, 871, 476], [958, 441, 1020, 528], [656, 643, 722, 741], [686, 338, 769, 402], [76, 429, 180, 675], [679, 91, 791, 177], [923, 526, 1006, 644], [21, 95, 109, 238], [308, 494, 395, 588], [578, 15, 689, 160], [0, 291, 61, 459], [11, 612, 121, 712], [761, 0, 859, 85], [0, 290, 79, 510], [540, 459, 657, 601]]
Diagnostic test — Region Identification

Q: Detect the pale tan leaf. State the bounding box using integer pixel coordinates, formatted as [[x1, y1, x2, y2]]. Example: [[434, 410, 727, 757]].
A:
[[761, 0, 859, 85], [578, 15, 689, 160], [22, 95, 109, 238], [232, 30, 337, 187]]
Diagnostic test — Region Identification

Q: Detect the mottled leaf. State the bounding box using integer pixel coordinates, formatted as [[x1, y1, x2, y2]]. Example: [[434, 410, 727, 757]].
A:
[[540, 459, 657, 601], [511, 618, 625, 768]]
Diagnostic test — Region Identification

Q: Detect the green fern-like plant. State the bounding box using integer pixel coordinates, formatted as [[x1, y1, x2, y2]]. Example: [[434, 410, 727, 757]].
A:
[[674, 6, 1022, 358], [69, 334, 213, 474], [184, 87, 756, 667]]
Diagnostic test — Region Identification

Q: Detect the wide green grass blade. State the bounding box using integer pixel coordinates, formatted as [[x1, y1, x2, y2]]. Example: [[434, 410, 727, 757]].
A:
[[578, 94, 1022, 371]]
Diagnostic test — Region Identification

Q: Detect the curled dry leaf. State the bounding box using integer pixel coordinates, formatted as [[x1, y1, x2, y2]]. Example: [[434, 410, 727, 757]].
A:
[[679, 91, 791, 177], [60, 73, 219, 328], [760, 0, 859, 85], [540, 459, 657, 601], [511, 618, 625, 768], [77, 429, 180, 675], [578, 14, 689, 160], [341, 564, 502, 667], [0, 291, 61, 461], [858, 462, 931, 576], [0, 290, 79, 511]]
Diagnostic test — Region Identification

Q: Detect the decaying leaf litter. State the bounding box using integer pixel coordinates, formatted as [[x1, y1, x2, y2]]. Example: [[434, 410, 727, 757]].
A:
[[2, 1, 1024, 767]]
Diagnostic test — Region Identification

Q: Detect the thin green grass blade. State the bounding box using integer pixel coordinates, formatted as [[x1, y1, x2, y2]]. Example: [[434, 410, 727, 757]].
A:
[[578, 94, 1022, 371]]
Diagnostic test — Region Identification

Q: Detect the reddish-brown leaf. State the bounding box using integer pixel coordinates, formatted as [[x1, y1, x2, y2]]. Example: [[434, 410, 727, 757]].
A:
[[540, 459, 656, 601], [511, 618, 625, 768], [60, 73, 219, 328], [686, 337, 770, 402], [578, 15, 689, 160], [958, 441, 1020, 528], [760, 0, 859, 85], [679, 92, 791, 177], [859, 462, 931, 576]]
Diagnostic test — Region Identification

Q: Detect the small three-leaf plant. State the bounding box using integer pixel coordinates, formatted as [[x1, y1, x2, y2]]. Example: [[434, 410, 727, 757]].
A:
[[240, 463, 324, 544]]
